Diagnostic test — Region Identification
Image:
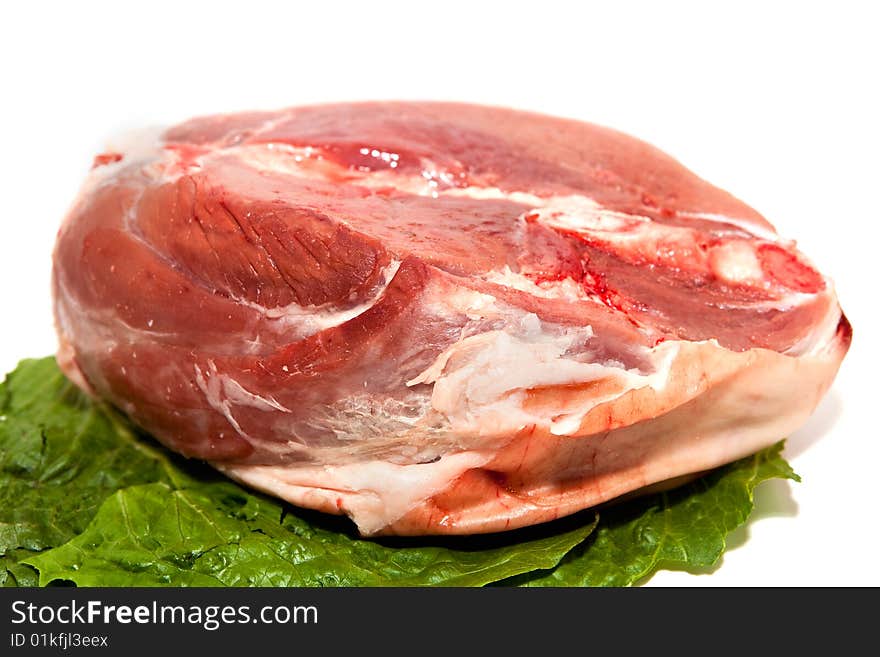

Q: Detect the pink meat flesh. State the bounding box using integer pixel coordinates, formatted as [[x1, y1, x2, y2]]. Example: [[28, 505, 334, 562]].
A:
[[52, 102, 851, 535]]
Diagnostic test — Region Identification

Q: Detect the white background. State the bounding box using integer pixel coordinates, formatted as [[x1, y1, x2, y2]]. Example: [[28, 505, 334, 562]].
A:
[[1, 1, 877, 586]]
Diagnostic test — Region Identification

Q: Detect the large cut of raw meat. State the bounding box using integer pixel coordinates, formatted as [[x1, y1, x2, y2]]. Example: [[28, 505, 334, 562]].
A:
[[52, 102, 851, 535]]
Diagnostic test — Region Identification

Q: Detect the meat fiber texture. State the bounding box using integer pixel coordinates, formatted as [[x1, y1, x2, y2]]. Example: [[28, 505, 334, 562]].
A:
[[52, 102, 851, 536]]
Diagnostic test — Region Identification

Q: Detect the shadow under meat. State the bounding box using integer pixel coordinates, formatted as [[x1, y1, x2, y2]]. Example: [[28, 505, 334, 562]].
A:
[[785, 388, 844, 459]]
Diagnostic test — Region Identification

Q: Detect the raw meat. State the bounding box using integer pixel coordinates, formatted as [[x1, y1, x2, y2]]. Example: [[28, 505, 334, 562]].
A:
[[51, 102, 851, 535]]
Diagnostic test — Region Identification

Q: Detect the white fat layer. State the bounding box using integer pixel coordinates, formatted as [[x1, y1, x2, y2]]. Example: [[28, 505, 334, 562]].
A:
[[77, 126, 167, 196], [709, 240, 766, 284], [709, 290, 820, 312], [483, 266, 591, 302], [194, 360, 290, 439], [417, 284, 502, 323], [102, 126, 168, 164], [534, 198, 694, 246], [97, 126, 165, 179], [217, 449, 491, 535], [441, 186, 545, 206], [784, 291, 844, 357], [238, 259, 401, 337], [478, 263, 824, 322], [276, 393, 436, 455], [408, 313, 676, 437], [233, 143, 321, 176], [675, 210, 782, 242]]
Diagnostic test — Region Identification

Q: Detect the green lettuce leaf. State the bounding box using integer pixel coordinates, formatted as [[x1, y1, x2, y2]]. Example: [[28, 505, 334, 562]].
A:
[[1, 549, 41, 587], [25, 482, 597, 586], [1, 357, 798, 587], [507, 442, 799, 586], [0, 358, 176, 584]]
